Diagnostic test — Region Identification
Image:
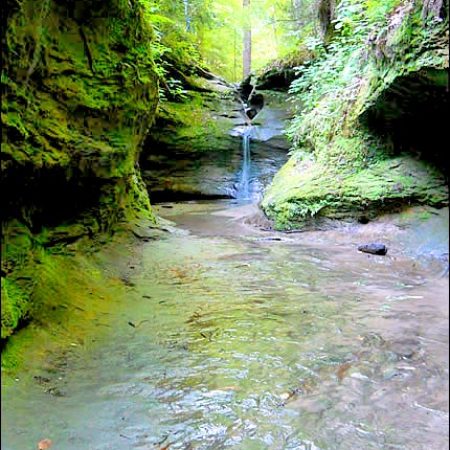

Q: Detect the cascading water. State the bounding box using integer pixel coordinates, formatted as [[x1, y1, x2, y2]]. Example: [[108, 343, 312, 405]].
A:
[[235, 126, 252, 201]]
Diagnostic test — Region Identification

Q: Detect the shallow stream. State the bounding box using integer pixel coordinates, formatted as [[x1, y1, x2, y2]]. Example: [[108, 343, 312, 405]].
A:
[[1, 200, 448, 450]]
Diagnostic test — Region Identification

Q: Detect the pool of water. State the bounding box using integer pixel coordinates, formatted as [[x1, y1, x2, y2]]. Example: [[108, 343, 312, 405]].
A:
[[1, 201, 448, 450]]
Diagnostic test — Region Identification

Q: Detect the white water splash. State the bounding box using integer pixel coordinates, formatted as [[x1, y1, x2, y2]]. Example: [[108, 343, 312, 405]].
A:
[[235, 126, 252, 201]]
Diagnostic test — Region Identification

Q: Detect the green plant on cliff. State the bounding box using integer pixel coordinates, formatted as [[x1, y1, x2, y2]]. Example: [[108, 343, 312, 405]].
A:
[[262, 0, 448, 229]]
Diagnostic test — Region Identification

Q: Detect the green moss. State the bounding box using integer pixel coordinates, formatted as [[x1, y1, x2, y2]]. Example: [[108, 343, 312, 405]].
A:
[[3, 0, 159, 216], [152, 85, 237, 154], [263, 0, 448, 229], [418, 210, 433, 221], [263, 156, 448, 230], [1, 278, 29, 340], [1, 0, 160, 340], [1, 231, 137, 372]]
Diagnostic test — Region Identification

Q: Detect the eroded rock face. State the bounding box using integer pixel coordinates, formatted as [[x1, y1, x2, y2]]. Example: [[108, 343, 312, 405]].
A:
[[2, 0, 159, 229], [361, 68, 448, 179], [1, 0, 159, 339], [262, 1, 449, 230], [141, 84, 292, 202]]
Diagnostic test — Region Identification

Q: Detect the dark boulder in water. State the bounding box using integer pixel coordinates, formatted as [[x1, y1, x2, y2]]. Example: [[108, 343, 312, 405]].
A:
[[358, 243, 388, 255]]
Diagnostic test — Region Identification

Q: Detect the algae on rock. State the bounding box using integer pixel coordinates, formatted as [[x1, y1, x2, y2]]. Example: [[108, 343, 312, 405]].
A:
[[262, 0, 449, 230], [141, 78, 293, 202], [141, 73, 246, 201], [1, 0, 159, 339]]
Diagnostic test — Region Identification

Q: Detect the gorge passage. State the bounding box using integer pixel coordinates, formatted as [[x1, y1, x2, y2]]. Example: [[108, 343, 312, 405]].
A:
[[1, 1, 448, 449]]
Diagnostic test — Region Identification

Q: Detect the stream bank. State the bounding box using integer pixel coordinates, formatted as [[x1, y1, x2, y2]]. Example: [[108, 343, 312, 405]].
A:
[[1, 0, 160, 340]]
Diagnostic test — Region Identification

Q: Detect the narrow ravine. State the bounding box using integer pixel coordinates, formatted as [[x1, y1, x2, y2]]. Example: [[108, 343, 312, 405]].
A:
[[2, 1, 448, 449]]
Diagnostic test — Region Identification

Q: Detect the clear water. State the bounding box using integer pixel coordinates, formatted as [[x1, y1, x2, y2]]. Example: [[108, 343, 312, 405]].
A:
[[1, 201, 448, 450]]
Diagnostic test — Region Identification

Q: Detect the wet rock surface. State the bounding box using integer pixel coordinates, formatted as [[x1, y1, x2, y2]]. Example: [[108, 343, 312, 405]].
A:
[[142, 88, 292, 202]]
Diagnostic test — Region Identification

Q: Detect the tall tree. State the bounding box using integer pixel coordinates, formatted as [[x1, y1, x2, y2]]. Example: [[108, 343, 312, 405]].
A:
[[243, 0, 252, 78]]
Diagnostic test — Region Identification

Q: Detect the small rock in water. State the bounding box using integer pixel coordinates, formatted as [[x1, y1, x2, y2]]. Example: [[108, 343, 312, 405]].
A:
[[358, 216, 370, 224], [38, 439, 53, 449], [358, 243, 387, 255]]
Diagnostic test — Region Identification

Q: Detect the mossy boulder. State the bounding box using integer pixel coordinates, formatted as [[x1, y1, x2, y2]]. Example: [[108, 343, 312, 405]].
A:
[[262, 0, 449, 230], [263, 155, 447, 230]]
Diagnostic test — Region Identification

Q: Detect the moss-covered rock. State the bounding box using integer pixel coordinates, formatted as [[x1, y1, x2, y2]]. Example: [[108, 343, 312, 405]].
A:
[[141, 76, 246, 200], [262, 0, 449, 229], [1, 0, 159, 340], [2, 0, 159, 225], [141, 82, 292, 202], [1, 229, 143, 371], [263, 154, 447, 230], [255, 49, 314, 91], [1, 277, 29, 340]]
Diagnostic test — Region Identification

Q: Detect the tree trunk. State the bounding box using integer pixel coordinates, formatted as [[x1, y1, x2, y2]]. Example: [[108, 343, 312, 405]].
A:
[[184, 0, 191, 32], [243, 0, 251, 79]]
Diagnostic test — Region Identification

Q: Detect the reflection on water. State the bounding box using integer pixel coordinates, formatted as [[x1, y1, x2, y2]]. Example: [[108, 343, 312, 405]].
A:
[[1, 202, 449, 450]]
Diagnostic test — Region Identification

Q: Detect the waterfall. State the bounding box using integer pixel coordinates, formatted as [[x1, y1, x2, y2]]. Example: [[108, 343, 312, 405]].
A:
[[236, 127, 252, 200]]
